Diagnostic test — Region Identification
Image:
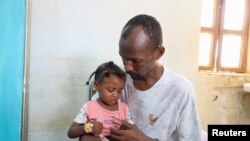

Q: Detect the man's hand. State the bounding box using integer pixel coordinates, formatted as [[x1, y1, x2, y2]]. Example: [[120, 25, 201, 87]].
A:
[[110, 120, 152, 141]]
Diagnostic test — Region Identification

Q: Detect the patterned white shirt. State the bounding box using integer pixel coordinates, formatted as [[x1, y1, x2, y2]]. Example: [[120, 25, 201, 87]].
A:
[[121, 67, 202, 141]]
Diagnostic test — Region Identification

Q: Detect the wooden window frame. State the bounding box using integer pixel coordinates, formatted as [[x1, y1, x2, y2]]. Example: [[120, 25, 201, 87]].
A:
[[199, 0, 250, 73]]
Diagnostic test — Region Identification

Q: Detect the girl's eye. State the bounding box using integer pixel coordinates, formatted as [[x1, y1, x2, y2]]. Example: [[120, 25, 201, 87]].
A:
[[118, 90, 123, 94], [107, 88, 115, 92]]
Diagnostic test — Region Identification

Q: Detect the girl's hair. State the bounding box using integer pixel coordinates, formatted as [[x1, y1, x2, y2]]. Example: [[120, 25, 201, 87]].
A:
[[86, 61, 126, 85]]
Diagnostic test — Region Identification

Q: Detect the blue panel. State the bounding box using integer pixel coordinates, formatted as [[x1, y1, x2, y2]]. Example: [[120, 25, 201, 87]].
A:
[[0, 0, 26, 141]]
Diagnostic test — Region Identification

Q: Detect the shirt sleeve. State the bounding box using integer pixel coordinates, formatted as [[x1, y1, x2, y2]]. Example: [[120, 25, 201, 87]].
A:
[[176, 84, 202, 141], [73, 104, 88, 124]]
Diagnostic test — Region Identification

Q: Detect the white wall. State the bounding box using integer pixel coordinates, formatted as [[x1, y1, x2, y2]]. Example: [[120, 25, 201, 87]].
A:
[[29, 0, 201, 140]]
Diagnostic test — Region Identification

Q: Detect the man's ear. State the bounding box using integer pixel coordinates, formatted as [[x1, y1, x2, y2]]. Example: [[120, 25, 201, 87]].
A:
[[155, 46, 165, 60]]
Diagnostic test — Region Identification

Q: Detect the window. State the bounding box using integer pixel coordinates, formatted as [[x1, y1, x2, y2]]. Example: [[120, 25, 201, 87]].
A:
[[198, 0, 250, 73]]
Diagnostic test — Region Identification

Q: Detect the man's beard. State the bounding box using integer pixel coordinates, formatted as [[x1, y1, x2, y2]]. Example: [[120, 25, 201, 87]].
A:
[[127, 72, 145, 81]]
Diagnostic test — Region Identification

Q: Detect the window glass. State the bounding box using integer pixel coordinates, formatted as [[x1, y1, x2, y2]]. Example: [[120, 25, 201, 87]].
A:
[[220, 35, 241, 67], [201, 0, 214, 27], [199, 33, 212, 66], [224, 0, 245, 30]]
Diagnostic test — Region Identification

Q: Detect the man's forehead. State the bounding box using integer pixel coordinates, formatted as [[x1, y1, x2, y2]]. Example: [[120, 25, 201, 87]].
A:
[[121, 28, 152, 49]]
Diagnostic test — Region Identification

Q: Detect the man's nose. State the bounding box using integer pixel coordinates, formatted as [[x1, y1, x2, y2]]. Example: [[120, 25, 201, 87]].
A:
[[124, 61, 133, 72]]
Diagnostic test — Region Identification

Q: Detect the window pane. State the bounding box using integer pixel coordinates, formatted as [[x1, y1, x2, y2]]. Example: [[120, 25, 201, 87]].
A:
[[220, 35, 242, 67], [199, 33, 212, 66], [201, 0, 214, 27], [224, 0, 245, 30]]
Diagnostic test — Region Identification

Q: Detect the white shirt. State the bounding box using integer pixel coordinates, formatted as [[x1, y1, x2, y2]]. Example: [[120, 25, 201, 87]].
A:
[[121, 67, 202, 141]]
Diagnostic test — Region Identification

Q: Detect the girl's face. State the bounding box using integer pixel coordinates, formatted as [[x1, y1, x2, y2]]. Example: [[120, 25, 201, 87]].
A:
[[94, 74, 125, 106]]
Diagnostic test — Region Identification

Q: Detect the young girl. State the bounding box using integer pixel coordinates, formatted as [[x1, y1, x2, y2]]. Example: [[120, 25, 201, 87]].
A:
[[67, 61, 133, 141]]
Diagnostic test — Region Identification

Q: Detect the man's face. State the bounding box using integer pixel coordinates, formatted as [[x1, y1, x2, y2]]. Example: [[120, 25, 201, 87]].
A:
[[119, 26, 157, 80]]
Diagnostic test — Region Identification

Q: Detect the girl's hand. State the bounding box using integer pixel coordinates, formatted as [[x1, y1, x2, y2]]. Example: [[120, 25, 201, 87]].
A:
[[91, 120, 103, 134]]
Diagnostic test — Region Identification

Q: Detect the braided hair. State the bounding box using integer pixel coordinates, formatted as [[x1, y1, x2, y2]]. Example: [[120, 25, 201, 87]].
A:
[[86, 61, 126, 85]]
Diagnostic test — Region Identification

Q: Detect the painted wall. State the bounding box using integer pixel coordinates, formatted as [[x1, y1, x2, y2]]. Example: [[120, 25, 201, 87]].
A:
[[28, 0, 250, 140], [0, 0, 26, 141]]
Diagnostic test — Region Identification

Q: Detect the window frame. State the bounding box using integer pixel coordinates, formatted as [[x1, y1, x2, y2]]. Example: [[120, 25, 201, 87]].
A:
[[199, 0, 250, 73]]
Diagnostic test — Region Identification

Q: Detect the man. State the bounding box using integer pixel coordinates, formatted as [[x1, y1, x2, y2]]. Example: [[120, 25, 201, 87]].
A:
[[83, 14, 202, 141]]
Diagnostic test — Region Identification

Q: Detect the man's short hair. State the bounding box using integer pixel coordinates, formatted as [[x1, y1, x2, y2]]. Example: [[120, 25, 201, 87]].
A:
[[120, 14, 163, 50]]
